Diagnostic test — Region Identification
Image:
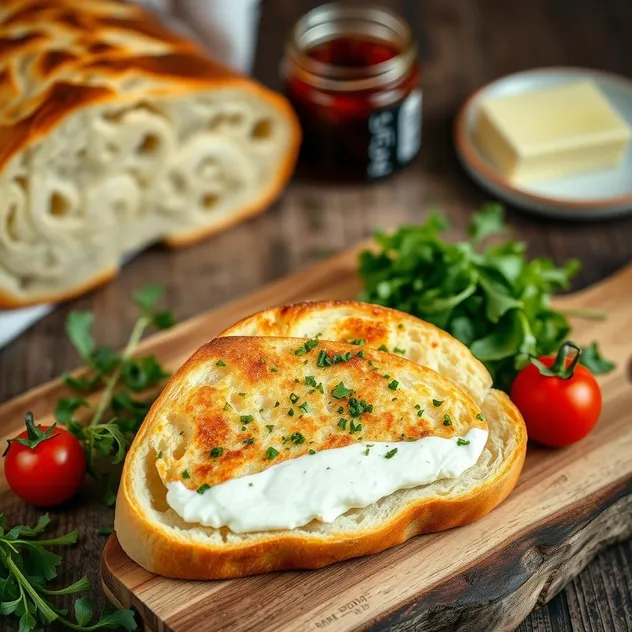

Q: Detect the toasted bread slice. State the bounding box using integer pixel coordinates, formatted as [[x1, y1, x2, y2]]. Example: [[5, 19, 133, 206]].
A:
[[116, 331, 526, 580], [221, 300, 493, 405]]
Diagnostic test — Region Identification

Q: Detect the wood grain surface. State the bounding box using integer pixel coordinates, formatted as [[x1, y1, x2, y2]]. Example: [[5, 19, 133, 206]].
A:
[[1, 0, 632, 630], [93, 254, 632, 632]]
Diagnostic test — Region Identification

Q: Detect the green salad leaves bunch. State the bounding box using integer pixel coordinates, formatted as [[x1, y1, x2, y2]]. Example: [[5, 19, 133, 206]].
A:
[[358, 204, 606, 392]]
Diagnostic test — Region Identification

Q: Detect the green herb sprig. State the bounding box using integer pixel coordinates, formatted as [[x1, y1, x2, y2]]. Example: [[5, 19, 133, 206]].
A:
[[358, 204, 614, 391], [54, 284, 174, 505], [0, 513, 136, 632]]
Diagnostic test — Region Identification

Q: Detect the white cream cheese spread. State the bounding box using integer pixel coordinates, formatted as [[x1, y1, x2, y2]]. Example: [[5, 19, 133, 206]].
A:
[[166, 427, 488, 533]]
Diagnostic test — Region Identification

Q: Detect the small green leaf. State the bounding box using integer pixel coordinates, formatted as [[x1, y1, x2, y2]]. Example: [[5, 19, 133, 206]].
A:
[[132, 283, 164, 313], [74, 596, 93, 626], [65, 311, 96, 362], [331, 382, 354, 399], [152, 310, 175, 330], [467, 202, 507, 245], [579, 342, 616, 375], [91, 608, 137, 630], [97, 527, 114, 537]]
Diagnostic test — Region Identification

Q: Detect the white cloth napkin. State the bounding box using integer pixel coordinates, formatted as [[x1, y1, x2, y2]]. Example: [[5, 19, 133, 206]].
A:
[[0, 0, 261, 349]]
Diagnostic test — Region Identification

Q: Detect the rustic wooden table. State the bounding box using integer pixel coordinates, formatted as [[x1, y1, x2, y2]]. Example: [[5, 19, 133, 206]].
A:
[[1, 0, 632, 630]]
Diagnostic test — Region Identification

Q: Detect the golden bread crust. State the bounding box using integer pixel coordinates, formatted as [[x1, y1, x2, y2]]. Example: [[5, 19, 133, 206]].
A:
[[115, 305, 526, 579]]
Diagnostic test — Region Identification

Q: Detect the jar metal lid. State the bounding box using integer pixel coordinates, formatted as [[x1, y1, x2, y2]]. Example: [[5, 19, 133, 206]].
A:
[[283, 2, 418, 93]]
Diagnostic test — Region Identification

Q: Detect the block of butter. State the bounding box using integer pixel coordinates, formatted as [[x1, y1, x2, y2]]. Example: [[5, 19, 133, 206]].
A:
[[474, 80, 632, 184]]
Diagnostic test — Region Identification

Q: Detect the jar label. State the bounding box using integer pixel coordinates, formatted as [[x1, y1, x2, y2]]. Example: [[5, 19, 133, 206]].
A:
[[367, 89, 422, 180]]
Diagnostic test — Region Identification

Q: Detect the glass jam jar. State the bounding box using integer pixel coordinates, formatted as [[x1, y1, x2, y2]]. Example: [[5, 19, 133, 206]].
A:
[[282, 3, 421, 182]]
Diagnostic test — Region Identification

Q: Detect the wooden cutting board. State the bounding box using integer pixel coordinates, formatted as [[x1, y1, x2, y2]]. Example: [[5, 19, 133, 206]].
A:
[[2, 246, 631, 632]]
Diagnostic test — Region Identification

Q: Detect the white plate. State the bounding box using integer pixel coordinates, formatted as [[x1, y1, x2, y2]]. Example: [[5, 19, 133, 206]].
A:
[[455, 67, 632, 220]]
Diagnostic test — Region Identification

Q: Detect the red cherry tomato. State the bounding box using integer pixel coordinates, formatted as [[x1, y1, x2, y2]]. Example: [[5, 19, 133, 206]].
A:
[[3, 413, 86, 506], [511, 342, 602, 448]]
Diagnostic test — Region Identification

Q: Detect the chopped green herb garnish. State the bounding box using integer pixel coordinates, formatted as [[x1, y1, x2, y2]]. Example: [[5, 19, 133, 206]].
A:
[[290, 432, 306, 445], [337, 406, 344, 414], [299, 401, 310, 413], [337, 418, 348, 430], [332, 382, 354, 398], [295, 339, 319, 356], [182, 469, 190, 479], [476, 412, 484, 421], [270, 366, 278, 372], [240, 415, 254, 424], [356, 351, 365, 358], [290, 393, 300, 404], [457, 438, 470, 446], [378, 344, 389, 352], [417, 409, 424, 417], [242, 437, 255, 445], [266, 447, 279, 459], [309, 449, 316, 455], [288, 408, 294, 417], [317, 349, 332, 367], [266, 424, 275, 433], [216, 360, 226, 367], [443, 414, 452, 426], [223, 402, 233, 412], [259, 358, 266, 364], [332, 351, 353, 364], [388, 379, 399, 391], [305, 375, 318, 388], [210, 447, 224, 458], [197, 483, 211, 494], [383, 374, 391, 379], [349, 338, 366, 346], [393, 347, 406, 355], [238, 392, 246, 398], [249, 482, 254, 487], [432, 399, 444, 407], [384, 448, 398, 459], [414, 404, 421, 409], [349, 420, 362, 434], [348, 397, 373, 417], [156, 451, 162, 459], [397, 324, 405, 330], [365, 447, 371, 456]]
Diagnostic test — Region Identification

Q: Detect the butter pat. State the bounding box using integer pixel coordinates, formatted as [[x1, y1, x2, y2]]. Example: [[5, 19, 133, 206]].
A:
[[474, 81, 632, 183]]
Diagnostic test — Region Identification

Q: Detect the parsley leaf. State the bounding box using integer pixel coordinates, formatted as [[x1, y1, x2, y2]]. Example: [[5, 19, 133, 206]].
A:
[[579, 342, 616, 374], [0, 512, 137, 631], [332, 382, 354, 399]]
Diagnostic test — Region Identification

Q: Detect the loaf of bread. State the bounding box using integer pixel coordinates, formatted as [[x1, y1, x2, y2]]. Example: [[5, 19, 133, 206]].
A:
[[115, 302, 527, 579], [0, 0, 300, 307]]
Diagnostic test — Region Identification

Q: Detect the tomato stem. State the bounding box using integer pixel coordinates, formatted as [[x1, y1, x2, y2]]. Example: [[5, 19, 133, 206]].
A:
[[2, 412, 60, 456], [531, 341, 582, 379]]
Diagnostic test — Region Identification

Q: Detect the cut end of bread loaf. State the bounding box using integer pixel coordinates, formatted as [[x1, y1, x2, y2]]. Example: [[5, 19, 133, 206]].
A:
[[0, 0, 300, 307]]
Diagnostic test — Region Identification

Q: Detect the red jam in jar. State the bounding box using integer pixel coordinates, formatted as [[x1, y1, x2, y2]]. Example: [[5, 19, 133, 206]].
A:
[[282, 3, 421, 181]]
